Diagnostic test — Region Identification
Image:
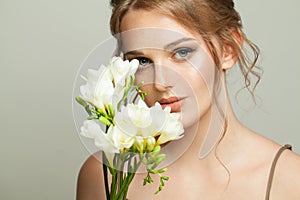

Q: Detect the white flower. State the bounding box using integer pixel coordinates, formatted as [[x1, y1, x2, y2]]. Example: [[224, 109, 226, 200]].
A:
[[78, 56, 184, 165], [80, 120, 119, 165], [80, 120, 136, 165], [110, 125, 134, 151], [156, 106, 184, 145], [111, 83, 126, 111], [114, 100, 184, 147], [128, 100, 152, 128], [79, 57, 138, 112], [94, 126, 120, 165], [114, 99, 166, 138], [80, 66, 114, 110], [80, 120, 103, 139], [109, 56, 139, 87]]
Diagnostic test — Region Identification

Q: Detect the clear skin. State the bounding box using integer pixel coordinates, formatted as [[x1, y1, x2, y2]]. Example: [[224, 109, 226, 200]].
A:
[[76, 9, 300, 200], [121, 27, 213, 128]]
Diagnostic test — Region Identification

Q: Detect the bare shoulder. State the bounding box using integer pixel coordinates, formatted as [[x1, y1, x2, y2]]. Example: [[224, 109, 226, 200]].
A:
[[76, 151, 106, 200], [240, 131, 300, 199], [272, 146, 300, 199]]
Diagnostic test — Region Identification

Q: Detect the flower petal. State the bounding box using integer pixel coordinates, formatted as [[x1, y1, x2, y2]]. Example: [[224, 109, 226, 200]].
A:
[[80, 120, 103, 139]]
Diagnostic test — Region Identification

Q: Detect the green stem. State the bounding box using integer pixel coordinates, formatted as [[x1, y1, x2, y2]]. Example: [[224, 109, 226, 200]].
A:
[[122, 180, 131, 200], [115, 155, 144, 200], [115, 172, 135, 200], [121, 154, 134, 200], [102, 153, 110, 200], [119, 164, 124, 194], [110, 169, 117, 199], [111, 154, 123, 199]]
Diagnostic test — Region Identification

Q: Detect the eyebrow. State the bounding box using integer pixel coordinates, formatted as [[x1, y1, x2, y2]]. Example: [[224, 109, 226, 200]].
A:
[[124, 37, 197, 56], [124, 50, 144, 57], [163, 37, 197, 50]]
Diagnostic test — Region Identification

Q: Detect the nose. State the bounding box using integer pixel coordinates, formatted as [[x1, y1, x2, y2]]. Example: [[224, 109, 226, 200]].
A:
[[153, 60, 171, 91]]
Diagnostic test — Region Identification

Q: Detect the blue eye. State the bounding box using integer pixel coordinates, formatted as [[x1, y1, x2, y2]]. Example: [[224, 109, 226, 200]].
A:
[[173, 48, 194, 59], [137, 57, 151, 67]]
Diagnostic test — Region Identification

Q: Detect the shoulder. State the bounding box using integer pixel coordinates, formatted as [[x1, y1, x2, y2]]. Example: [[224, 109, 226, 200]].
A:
[[239, 131, 300, 199], [76, 151, 106, 200], [271, 145, 300, 199]]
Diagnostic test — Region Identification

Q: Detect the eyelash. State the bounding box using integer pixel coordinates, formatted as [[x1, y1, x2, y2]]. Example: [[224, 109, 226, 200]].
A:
[[136, 57, 151, 68], [127, 47, 195, 68], [172, 47, 195, 60]]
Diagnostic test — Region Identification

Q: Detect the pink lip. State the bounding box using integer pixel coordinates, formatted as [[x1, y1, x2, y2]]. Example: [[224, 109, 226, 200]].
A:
[[158, 97, 186, 112]]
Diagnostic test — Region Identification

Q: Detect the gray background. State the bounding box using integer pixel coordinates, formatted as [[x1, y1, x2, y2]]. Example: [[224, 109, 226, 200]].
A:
[[0, 0, 299, 199]]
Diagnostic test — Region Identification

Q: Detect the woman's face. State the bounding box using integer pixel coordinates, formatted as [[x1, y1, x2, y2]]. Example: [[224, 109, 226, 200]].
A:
[[120, 9, 219, 128]]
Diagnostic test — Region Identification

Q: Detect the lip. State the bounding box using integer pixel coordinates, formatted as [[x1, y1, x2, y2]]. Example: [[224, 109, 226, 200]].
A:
[[158, 96, 186, 112]]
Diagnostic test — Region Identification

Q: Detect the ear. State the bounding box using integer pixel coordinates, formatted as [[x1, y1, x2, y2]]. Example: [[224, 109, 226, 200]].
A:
[[221, 29, 244, 70], [221, 46, 237, 70]]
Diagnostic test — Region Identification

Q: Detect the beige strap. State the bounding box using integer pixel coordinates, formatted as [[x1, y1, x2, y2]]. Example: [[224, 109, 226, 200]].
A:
[[265, 144, 292, 200]]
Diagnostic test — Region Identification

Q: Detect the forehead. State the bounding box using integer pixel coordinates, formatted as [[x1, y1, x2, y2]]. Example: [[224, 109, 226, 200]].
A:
[[120, 9, 201, 52], [121, 9, 193, 34]]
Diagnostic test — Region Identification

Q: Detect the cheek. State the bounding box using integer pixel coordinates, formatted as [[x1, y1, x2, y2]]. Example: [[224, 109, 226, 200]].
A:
[[182, 68, 211, 99], [196, 82, 212, 116], [182, 74, 212, 120], [135, 84, 157, 106], [195, 75, 214, 117]]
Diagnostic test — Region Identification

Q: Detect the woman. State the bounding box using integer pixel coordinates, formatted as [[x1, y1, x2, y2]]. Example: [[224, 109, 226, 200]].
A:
[[77, 0, 300, 199]]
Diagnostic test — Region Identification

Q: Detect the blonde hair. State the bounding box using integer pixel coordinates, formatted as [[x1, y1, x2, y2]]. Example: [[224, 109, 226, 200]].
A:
[[110, 0, 261, 96]]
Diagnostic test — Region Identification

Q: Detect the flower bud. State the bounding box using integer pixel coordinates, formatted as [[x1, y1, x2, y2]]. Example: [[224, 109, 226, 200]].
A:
[[146, 136, 156, 152], [99, 116, 111, 126], [134, 136, 144, 153], [155, 154, 166, 165], [75, 96, 87, 107], [161, 176, 169, 181], [152, 146, 161, 156]]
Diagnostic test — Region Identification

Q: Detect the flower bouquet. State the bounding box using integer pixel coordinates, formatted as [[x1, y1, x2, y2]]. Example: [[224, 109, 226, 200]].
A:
[[75, 57, 184, 200]]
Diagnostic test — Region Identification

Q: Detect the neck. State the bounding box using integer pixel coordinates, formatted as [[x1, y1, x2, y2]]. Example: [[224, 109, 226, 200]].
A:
[[173, 99, 247, 171]]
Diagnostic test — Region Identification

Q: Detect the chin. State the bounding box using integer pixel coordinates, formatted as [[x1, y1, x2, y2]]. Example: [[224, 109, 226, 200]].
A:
[[180, 102, 212, 129], [182, 118, 200, 129]]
